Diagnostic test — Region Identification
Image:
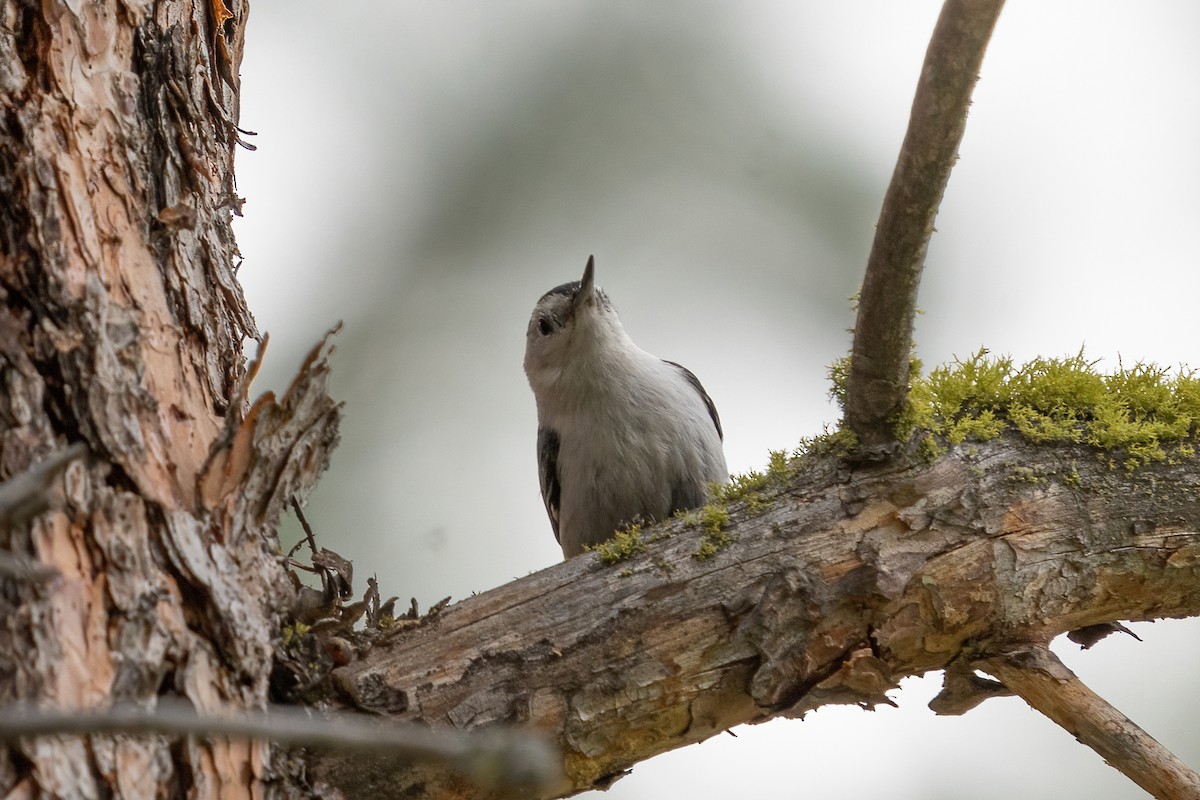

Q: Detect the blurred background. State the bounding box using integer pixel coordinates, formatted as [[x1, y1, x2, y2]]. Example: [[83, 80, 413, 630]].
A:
[[233, 3, 1200, 798]]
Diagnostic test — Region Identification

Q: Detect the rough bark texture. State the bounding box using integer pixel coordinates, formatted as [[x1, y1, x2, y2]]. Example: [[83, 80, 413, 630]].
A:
[[0, 1, 339, 797], [4, 3, 1197, 799], [311, 437, 1200, 799]]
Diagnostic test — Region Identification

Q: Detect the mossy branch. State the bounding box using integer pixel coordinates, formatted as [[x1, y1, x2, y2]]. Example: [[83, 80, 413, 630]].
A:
[[898, 349, 1200, 469], [308, 432, 1200, 799], [845, 0, 1005, 453]]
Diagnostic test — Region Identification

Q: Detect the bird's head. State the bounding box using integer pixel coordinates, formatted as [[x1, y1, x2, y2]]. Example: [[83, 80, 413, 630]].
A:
[[523, 255, 623, 400]]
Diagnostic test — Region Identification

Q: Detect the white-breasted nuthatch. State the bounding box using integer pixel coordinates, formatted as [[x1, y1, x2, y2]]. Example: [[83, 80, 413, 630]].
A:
[[524, 256, 728, 559]]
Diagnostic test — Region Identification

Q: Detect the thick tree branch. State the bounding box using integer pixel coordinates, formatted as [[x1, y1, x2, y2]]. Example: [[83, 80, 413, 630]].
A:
[[979, 647, 1200, 800], [304, 438, 1200, 799], [845, 0, 1005, 452]]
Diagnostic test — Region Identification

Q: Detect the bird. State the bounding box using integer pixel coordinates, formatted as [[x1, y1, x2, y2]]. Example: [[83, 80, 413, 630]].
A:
[[524, 255, 728, 559]]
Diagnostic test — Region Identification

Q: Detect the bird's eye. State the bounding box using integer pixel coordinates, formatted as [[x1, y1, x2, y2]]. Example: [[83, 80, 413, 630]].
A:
[[538, 317, 554, 336]]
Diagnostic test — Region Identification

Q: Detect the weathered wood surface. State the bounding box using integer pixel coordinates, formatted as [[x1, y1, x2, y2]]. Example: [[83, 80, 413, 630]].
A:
[[981, 647, 1200, 800], [312, 437, 1200, 799], [1, 2, 340, 796]]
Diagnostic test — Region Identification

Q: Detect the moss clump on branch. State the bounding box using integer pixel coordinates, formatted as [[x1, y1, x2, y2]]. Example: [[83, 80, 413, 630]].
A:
[[685, 430, 859, 560], [686, 350, 1197, 562], [887, 349, 1200, 468], [606, 347, 1200, 563], [596, 439, 850, 564], [707, 448, 795, 509], [591, 524, 647, 565], [596, 446, 811, 565], [692, 505, 733, 560]]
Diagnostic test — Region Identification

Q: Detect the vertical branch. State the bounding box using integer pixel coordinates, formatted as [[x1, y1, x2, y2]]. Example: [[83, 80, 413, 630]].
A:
[[980, 647, 1200, 800], [844, 0, 1005, 454]]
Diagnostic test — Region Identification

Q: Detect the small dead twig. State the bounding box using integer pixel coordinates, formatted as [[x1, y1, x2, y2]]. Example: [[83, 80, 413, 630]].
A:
[[0, 700, 560, 794], [0, 442, 88, 530], [291, 495, 319, 555], [978, 646, 1200, 799], [286, 498, 352, 603], [0, 552, 60, 583]]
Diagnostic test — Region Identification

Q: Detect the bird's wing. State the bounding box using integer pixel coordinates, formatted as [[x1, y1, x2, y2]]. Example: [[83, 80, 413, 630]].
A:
[[663, 360, 723, 440], [537, 426, 562, 543]]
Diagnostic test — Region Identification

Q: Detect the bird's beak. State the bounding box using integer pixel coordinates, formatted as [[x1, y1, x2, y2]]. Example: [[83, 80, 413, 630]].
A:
[[574, 255, 596, 311]]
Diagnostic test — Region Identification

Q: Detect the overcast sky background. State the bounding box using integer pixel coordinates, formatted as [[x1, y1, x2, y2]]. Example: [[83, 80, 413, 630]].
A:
[[233, 3, 1200, 798]]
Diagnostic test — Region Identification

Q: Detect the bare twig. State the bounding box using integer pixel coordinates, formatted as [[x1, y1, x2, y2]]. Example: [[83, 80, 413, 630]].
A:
[[0, 701, 560, 794], [845, 0, 1005, 454], [0, 442, 88, 529], [291, 495, 319, 555], [979, 646, 1200, 800], [0, 552, 60, 583]]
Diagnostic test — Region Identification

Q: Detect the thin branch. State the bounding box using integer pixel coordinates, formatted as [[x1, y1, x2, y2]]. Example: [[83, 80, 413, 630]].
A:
[[0, 552, 59, 583], [291, 494, 319, 555], [0, 442, 88, 529], [845, 0, 1005, 454], [978, 646, 1200, 800], [0, 701, 560, 794]]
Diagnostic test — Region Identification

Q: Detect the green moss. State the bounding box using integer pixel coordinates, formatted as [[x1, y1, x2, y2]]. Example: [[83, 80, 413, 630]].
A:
[[696, 349, 1200, 560], [827, 355, 852, 410], [795, 425, 858, 461], [675, 446, 811, 559], [1062, 462, 1082, 489], [692, 504, 734, 560], [701, 504, 730, 531], [281, 622, 311, 648], [673, 508, 699, 526], [591, 524, 647, 565], [1009, 466, 1048, 486], [917, 432, 944, 461], [896, 349, 1200, 470], [946, 409, 1006, 444], [712, 470, 770, 504], [767, 449, 789, 475], [707, 444, 815, 512]]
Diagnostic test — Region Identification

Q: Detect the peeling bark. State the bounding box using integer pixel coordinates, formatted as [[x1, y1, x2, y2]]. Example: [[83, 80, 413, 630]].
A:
[[3, 2, 1197, 799], [0, 2, 339, 797], [311, 438, 1200, 799]]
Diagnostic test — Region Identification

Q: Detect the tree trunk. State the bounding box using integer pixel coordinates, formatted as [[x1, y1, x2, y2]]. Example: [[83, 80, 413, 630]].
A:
[[310, 436, 1200, 799], [0, 2, 338, 797]]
